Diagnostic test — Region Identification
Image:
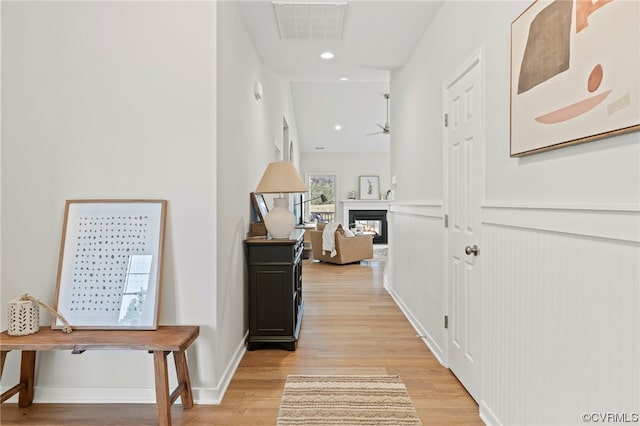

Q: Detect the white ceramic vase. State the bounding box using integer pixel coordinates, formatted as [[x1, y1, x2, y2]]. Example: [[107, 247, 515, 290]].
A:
[[264, 197, 294, 239]]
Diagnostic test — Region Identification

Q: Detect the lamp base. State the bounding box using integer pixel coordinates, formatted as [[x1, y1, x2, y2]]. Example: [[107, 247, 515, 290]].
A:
[[264, 197, 295, 239]]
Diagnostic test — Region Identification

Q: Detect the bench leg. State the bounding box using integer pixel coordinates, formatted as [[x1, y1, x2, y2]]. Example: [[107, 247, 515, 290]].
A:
[[173, 351, 193, 408], [19, 351, 36, 407], [153, 350, 171, 426], [0, 351, 7, 378]]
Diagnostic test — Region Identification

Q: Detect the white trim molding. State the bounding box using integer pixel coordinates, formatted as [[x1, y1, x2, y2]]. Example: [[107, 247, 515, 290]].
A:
[[3, 332, 250, 405], [386, 286, 446, 366], [386, 203, 446, 364], [482, 203, 640, 243], [388, 203, 443, 219]]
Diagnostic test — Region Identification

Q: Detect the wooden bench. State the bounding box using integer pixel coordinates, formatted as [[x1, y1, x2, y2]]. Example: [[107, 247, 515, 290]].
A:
[[0, 325, 199, 426]]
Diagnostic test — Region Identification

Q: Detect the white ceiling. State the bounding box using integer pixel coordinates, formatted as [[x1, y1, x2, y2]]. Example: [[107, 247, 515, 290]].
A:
[[236, 0, 444, 152], [292, 81, 392, 152]]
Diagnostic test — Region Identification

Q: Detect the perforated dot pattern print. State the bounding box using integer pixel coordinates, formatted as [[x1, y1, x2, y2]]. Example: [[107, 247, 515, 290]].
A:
[[55, 201, 166, 328], [69, 215, 149, 313]]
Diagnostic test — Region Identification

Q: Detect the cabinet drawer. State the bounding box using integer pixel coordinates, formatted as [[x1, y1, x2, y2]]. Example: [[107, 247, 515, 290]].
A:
[[248, 241, 303, 264], [248, 245, 291, 263]]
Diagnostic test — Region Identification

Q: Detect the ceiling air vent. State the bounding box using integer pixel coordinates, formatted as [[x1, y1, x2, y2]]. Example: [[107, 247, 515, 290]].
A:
[[272, 1, 347, 40]]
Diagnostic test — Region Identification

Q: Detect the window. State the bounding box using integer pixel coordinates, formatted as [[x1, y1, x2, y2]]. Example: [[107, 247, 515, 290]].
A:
[[305, 174, 336, 223]]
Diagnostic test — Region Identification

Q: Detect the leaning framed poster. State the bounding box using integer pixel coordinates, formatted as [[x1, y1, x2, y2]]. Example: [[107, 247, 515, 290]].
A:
[[510, 0, 639, 156], [52, 199, 167, 330]]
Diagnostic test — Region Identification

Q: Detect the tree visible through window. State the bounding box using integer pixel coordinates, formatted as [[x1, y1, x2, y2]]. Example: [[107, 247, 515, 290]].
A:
[[307, 174, 336, 223]]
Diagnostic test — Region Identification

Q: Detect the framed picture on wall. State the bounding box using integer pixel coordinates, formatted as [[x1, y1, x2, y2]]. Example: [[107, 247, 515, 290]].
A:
[[510, 0, 639, 156], [53, 199, 167, 330], [359, 175, 380, 200]]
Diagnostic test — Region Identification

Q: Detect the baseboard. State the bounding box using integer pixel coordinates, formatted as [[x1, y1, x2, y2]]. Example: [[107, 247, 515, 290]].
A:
[[20, 386, 160, 404], [13, 386, 220, 405], [3, 332, 249, 405], [479, 401, 502, 426], [211, 330, 248, 404], [384, 284, 446, 366]]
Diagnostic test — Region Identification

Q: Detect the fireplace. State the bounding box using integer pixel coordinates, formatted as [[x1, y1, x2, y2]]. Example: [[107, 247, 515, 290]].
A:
[[348, 210, 387, 244]]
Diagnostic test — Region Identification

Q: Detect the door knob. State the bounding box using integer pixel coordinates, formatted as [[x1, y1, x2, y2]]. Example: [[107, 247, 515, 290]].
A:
[[465, 245, 479, 256]]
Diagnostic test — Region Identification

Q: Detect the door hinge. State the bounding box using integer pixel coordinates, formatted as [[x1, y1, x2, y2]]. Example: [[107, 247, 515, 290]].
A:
[[444, 113, 448, 127], [444, 214, 449, 228], [444, 315, 449, 329]]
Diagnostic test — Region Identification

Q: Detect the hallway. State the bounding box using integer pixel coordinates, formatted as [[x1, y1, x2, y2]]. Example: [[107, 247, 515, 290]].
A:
[[1, 260, 482, 425], [223, 259, 482, 425]]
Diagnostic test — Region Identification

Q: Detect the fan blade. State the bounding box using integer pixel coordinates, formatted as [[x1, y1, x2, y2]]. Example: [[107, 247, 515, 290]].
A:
[[366, 131, 384, 136], [376, 123, 385, 130]]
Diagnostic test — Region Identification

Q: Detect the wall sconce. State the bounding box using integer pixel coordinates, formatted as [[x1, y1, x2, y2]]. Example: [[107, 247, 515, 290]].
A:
[[254, 81, 263, 101]]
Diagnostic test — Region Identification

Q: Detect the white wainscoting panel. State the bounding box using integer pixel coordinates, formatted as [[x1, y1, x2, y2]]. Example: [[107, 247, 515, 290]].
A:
[[481, 206, 639, 425], [387, 204, 446, 363]]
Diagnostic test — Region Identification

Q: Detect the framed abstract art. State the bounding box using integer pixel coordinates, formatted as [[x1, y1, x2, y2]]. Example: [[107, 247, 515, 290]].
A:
[[510, 0, 639, 156]]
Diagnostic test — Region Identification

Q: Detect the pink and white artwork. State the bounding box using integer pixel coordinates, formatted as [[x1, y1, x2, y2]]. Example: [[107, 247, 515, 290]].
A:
[[510, 0, 639, 156]]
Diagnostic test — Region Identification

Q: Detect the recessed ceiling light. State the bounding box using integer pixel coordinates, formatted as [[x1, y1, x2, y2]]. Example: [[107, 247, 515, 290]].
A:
[[340, 77, 348, 81], [320, 51, 335, 59], [334, 124, 342, 131]]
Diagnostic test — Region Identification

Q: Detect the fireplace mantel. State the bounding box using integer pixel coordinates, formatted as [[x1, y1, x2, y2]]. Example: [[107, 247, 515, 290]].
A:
[[341, 200, 390, 228]]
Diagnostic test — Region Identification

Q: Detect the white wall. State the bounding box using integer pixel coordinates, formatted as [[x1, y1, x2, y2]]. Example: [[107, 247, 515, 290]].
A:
[[1, 0, 301, 405], [216, 0, 263, 401], [215, 0, 301, 400], [301, 152, 390, 223], [263, 67, 302, 166], [2, 1, 218, 401], [389, 1, 640, 425]]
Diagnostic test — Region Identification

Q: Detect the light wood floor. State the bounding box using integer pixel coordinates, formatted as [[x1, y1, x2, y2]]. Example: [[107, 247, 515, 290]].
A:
[[1, 260, 482, 425]]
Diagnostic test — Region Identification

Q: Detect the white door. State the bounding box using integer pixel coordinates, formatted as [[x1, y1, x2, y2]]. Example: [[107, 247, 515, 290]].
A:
[[444, 50, 484, 402]]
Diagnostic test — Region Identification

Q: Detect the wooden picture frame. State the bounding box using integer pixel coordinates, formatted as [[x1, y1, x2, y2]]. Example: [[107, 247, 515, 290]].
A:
[[510, 0, 639, 156], [359, 175, 380, 200], [250, 192, 269, 222], [53, 200, 167, 330]]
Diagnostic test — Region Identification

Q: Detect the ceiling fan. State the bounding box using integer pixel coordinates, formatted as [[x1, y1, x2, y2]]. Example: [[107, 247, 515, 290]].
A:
[[366, 93, 390, 136]]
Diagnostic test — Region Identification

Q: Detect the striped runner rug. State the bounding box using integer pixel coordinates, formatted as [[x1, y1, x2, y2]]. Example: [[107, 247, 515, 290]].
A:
[[276, 375, 423, 425]]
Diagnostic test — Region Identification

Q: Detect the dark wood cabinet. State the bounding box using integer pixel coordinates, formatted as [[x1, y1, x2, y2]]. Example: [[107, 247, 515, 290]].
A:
[[245, 229, 304, 351]]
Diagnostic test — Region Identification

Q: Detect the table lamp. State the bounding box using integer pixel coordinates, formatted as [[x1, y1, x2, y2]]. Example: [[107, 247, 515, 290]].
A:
[[255, 161, 307, 238]]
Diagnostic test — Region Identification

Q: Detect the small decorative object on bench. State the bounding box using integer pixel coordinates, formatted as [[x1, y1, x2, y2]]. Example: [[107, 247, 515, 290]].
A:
[[8, 294, 72, 336]]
